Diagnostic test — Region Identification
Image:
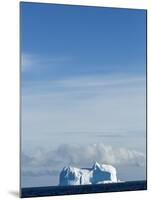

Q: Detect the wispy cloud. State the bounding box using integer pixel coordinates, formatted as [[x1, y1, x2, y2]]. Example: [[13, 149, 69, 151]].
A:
[[21, 54, 34, 72], [51, 75, 145, 88], [22, 72, 146, 136], [21, 53, 73, 72], [22, 73, 146, 100]]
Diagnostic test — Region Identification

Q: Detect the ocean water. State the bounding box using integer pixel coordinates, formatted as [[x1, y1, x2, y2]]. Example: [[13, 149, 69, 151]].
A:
[[21, 180, 147, 198]]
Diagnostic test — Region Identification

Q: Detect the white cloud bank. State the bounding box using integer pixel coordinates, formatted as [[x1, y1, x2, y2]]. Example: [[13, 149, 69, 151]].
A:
[[22, 143, 145, 174]]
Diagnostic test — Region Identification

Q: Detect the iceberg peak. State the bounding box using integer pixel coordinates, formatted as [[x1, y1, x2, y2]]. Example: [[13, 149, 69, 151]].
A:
[[92, 161, 101, 170]]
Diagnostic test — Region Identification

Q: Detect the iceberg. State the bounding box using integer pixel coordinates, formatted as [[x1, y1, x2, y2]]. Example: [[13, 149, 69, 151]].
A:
[[59, 162, 118, 186]]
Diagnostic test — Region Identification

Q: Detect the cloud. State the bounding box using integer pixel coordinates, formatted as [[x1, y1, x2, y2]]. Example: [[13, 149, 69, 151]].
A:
[[53, 143, 145, 167], [50, 75, 145, 89], [22, 143, 145, 178], [22, 169, 58, 177], [21, 54, 35, 72], [21, 53, 73, 72], [22, 73, 146, 138]]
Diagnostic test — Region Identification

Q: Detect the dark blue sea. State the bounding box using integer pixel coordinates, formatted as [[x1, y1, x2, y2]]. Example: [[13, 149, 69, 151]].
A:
[[21, 180, 147, 198]]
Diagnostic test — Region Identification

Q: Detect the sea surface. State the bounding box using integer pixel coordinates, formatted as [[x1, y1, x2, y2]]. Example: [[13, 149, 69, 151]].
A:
[[21, 180, 147, 198]]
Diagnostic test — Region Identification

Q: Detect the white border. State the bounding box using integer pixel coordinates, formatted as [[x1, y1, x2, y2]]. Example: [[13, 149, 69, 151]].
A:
[[0, 0, 150, 199]]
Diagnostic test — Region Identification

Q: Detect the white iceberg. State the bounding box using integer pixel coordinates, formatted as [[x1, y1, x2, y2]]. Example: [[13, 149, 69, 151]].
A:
[[59, 162, 118, 186]]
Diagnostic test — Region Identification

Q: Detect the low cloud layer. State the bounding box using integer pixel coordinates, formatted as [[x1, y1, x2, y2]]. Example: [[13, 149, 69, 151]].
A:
[[22, 143, 145, 178], [22, 169, 58, 177]]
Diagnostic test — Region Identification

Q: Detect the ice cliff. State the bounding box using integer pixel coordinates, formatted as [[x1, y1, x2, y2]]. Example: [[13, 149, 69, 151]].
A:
[[59, 162, 118, 186]]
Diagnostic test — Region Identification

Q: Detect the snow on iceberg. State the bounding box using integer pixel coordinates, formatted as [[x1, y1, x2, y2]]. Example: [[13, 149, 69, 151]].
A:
[[59, 162, 118, 186]]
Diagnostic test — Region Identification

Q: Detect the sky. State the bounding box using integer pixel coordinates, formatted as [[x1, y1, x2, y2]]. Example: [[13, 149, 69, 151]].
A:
[[21, 2, 146, 187]]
